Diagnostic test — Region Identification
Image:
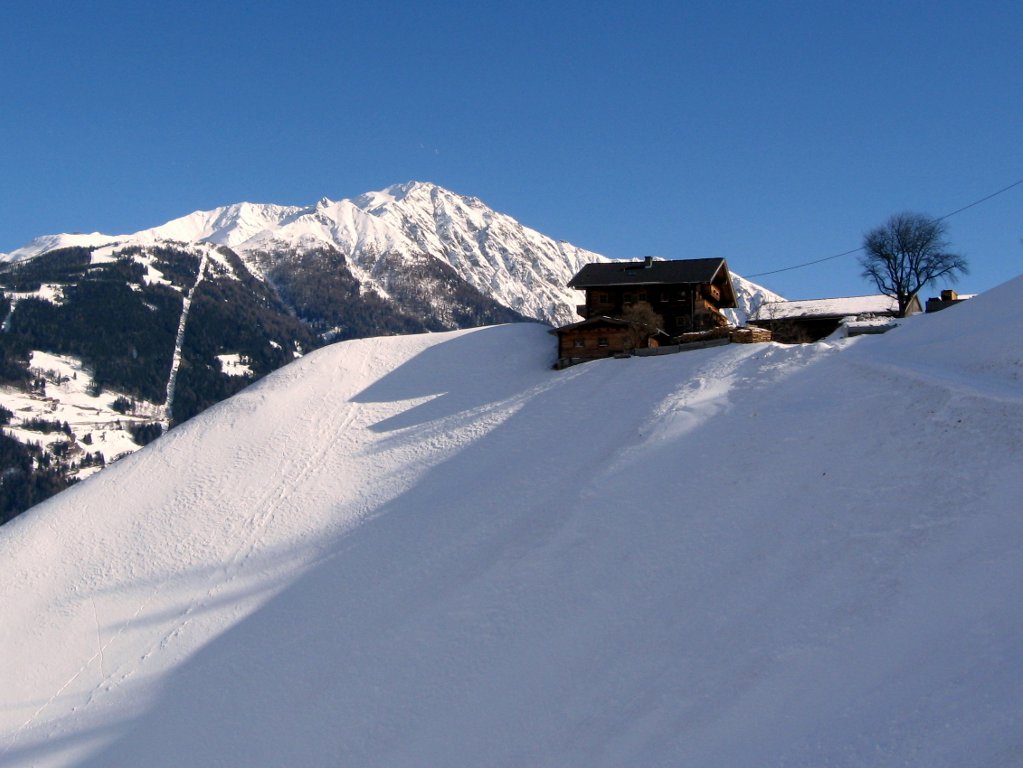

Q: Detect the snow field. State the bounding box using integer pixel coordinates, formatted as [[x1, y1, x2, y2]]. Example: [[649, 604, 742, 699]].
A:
[[1, 277, 1021, 766], [3, 351, 162, 470]]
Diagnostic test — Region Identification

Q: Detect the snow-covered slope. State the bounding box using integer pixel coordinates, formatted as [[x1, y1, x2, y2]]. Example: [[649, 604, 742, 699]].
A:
[[2, 233, 120, 262], [347, 182, 606, 324], [1, 273, 1020, 766]]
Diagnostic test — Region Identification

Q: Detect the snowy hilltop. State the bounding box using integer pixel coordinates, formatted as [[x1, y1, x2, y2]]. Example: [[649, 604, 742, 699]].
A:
[[1, 272, 1019, 766]]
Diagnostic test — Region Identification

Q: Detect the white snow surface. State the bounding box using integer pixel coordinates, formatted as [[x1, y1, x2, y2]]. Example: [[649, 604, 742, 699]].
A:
[[215, 353, 252, 378], [1, 233, 120, 263], [188, 181, 611, 326], [3, 268, 1020, 766]]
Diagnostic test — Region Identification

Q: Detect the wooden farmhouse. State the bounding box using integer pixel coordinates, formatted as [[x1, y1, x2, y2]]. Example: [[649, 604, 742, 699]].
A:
[[553, 257, 738, 365], [748, 294, 922, 343], [569, 256, 736, 334]]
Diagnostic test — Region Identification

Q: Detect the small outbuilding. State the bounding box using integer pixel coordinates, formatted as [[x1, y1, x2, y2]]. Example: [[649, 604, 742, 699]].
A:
[[749, 294, 922, 343]]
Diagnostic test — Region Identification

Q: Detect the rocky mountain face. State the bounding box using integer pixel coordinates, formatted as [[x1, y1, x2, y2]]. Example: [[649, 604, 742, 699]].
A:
[[6, 181, 603, 328], [0, 181, 777, 521]]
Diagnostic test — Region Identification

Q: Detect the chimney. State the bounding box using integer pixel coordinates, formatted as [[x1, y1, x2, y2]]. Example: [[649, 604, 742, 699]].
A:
[[644, 256, 653, 268], [941, 289, 958, 302]]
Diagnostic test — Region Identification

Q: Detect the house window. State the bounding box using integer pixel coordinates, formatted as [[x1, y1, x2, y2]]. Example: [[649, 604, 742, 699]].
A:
[[597, 337, 609, 347], [596, 291, 609, 304], [623, 293, 635, 306], [573, 338, 586, 348], [637, 290, 647, 302], [659, 291, 668, 303]]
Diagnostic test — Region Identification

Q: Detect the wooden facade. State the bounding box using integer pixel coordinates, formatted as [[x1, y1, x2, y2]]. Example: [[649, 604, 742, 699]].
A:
[[553, 317, 633, 364], [553, 258, 739, 367], [925, 289, 973, 313], [568, 257, 737, 336], [552, 316, 669, 366]]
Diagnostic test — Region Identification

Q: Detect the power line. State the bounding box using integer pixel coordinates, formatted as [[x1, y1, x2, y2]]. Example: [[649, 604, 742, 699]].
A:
[[746, 176, 1023, 279], [746, 246, 862, 278], [936, 177, 1023, 221]]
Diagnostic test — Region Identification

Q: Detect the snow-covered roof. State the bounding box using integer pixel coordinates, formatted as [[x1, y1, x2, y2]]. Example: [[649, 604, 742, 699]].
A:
[[751, 294, 900, 321]]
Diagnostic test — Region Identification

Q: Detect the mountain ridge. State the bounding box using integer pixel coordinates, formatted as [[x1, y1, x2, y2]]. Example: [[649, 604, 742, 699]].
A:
[[3, 181, 612, 327], [4, 181, 781, 328]]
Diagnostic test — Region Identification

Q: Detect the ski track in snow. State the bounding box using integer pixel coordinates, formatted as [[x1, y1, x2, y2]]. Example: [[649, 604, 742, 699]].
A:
[[5, 337, 440, 754], [106, 352, 373, 696], [846, 354, 1023, 406]]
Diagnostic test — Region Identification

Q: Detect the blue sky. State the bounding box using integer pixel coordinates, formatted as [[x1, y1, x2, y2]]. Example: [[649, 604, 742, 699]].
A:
[[2, 0, 1020, 299]]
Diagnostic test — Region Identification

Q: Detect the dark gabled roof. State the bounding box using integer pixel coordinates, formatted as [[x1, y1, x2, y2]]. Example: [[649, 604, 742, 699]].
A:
[[568, 258, 728, 289]]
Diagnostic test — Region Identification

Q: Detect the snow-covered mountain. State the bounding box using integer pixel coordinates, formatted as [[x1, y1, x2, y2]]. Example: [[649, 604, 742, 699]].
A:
[[723, 272, 785, 326], [3, 181, 777, 328], [3, 181, 611, 328], [0, 273, 1018, 766]]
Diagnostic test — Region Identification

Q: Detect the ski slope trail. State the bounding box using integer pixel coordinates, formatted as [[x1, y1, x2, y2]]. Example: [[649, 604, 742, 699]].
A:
[[163, 245, 211, 425], [2, 277, 1022, 767]]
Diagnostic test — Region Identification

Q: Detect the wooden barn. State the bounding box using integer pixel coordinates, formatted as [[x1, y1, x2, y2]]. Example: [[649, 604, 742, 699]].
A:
[[748, 294, 922, 343]]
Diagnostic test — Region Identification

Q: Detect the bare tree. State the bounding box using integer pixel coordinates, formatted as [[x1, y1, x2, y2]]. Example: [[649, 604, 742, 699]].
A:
[[621, 301, 664, 350], [860, 212, 968, 317]]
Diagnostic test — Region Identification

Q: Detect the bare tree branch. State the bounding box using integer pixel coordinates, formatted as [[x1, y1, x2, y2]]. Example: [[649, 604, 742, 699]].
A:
[[860, 212, 968, 316]]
